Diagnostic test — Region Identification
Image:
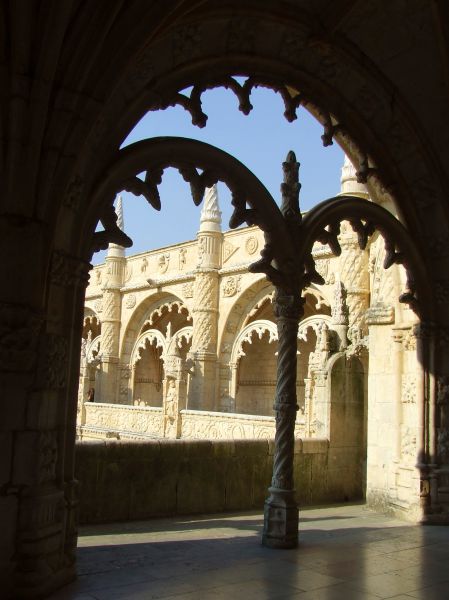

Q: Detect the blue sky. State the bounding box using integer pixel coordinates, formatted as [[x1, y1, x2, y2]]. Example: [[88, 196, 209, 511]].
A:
[[93, 86, 344, 264]]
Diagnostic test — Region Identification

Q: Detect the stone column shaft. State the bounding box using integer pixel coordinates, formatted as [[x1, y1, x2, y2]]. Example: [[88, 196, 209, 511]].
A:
[[263, 293, 302, 549]]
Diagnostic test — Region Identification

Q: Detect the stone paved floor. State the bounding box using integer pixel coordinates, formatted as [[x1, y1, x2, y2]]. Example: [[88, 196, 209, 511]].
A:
[[49, 504, 449, 599]]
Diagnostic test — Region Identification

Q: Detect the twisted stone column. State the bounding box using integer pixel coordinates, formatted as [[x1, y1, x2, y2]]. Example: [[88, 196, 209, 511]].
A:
[[263, 292, 303, 548]]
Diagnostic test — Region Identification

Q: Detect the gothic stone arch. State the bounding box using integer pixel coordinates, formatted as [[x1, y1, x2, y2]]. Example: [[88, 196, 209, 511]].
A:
[[3, 3, 449, 597]]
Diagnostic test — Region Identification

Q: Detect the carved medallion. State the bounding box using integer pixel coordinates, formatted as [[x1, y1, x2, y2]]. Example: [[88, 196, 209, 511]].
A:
[[245, 235, 258, 255]]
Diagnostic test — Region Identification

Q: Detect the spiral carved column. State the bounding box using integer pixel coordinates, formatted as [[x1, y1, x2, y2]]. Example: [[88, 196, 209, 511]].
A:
[[262, 292, 303, 548]]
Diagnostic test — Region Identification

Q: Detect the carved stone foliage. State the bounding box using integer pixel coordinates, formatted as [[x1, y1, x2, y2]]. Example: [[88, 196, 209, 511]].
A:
[[331, 281, 349, 325], [40, 334, 68, 389], [0, 303, 42, 371], [222, 275, 241, 297], [369, 237, 396, 307], [50, 251, 90, 288], [94, 299, 103, 313], [314, 258, 335, 285]]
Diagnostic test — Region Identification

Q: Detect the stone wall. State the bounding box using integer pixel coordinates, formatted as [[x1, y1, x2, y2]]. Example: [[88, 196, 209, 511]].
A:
[[75, 438, 362, 524]]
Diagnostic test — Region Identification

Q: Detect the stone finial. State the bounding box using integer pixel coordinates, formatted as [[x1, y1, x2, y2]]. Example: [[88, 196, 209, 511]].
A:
[[107, 195, 126, 257], [115, 195, 124, 231], [339, 155, 369, 199], [200, 185, 222, 232]]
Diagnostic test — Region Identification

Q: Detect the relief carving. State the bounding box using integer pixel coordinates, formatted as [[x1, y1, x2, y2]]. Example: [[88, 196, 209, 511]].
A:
[[158, 253, 170, 273], [179, 248, 187, 270], [50, 251, 89, 288], [223, 240, 238, 263], [38, 431, 58, 483], [40, 334, 68, 389], [182, 282, 194, 298], [245, 235, 259, 255], [222, 275, 241, 297], [125, 294, 136, 309]]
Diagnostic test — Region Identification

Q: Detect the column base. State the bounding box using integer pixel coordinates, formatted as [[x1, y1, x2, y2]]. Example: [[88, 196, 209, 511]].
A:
[[262, 487, 298, 549]]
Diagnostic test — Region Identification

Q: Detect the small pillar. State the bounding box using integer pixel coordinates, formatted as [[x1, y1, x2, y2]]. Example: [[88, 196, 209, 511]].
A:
[[189, 185, 222, 410], [98, 196, 126, 403]]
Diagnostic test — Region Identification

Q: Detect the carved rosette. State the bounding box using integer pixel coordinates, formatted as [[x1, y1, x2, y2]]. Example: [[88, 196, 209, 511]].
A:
[[191, 271, 218, 354]]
